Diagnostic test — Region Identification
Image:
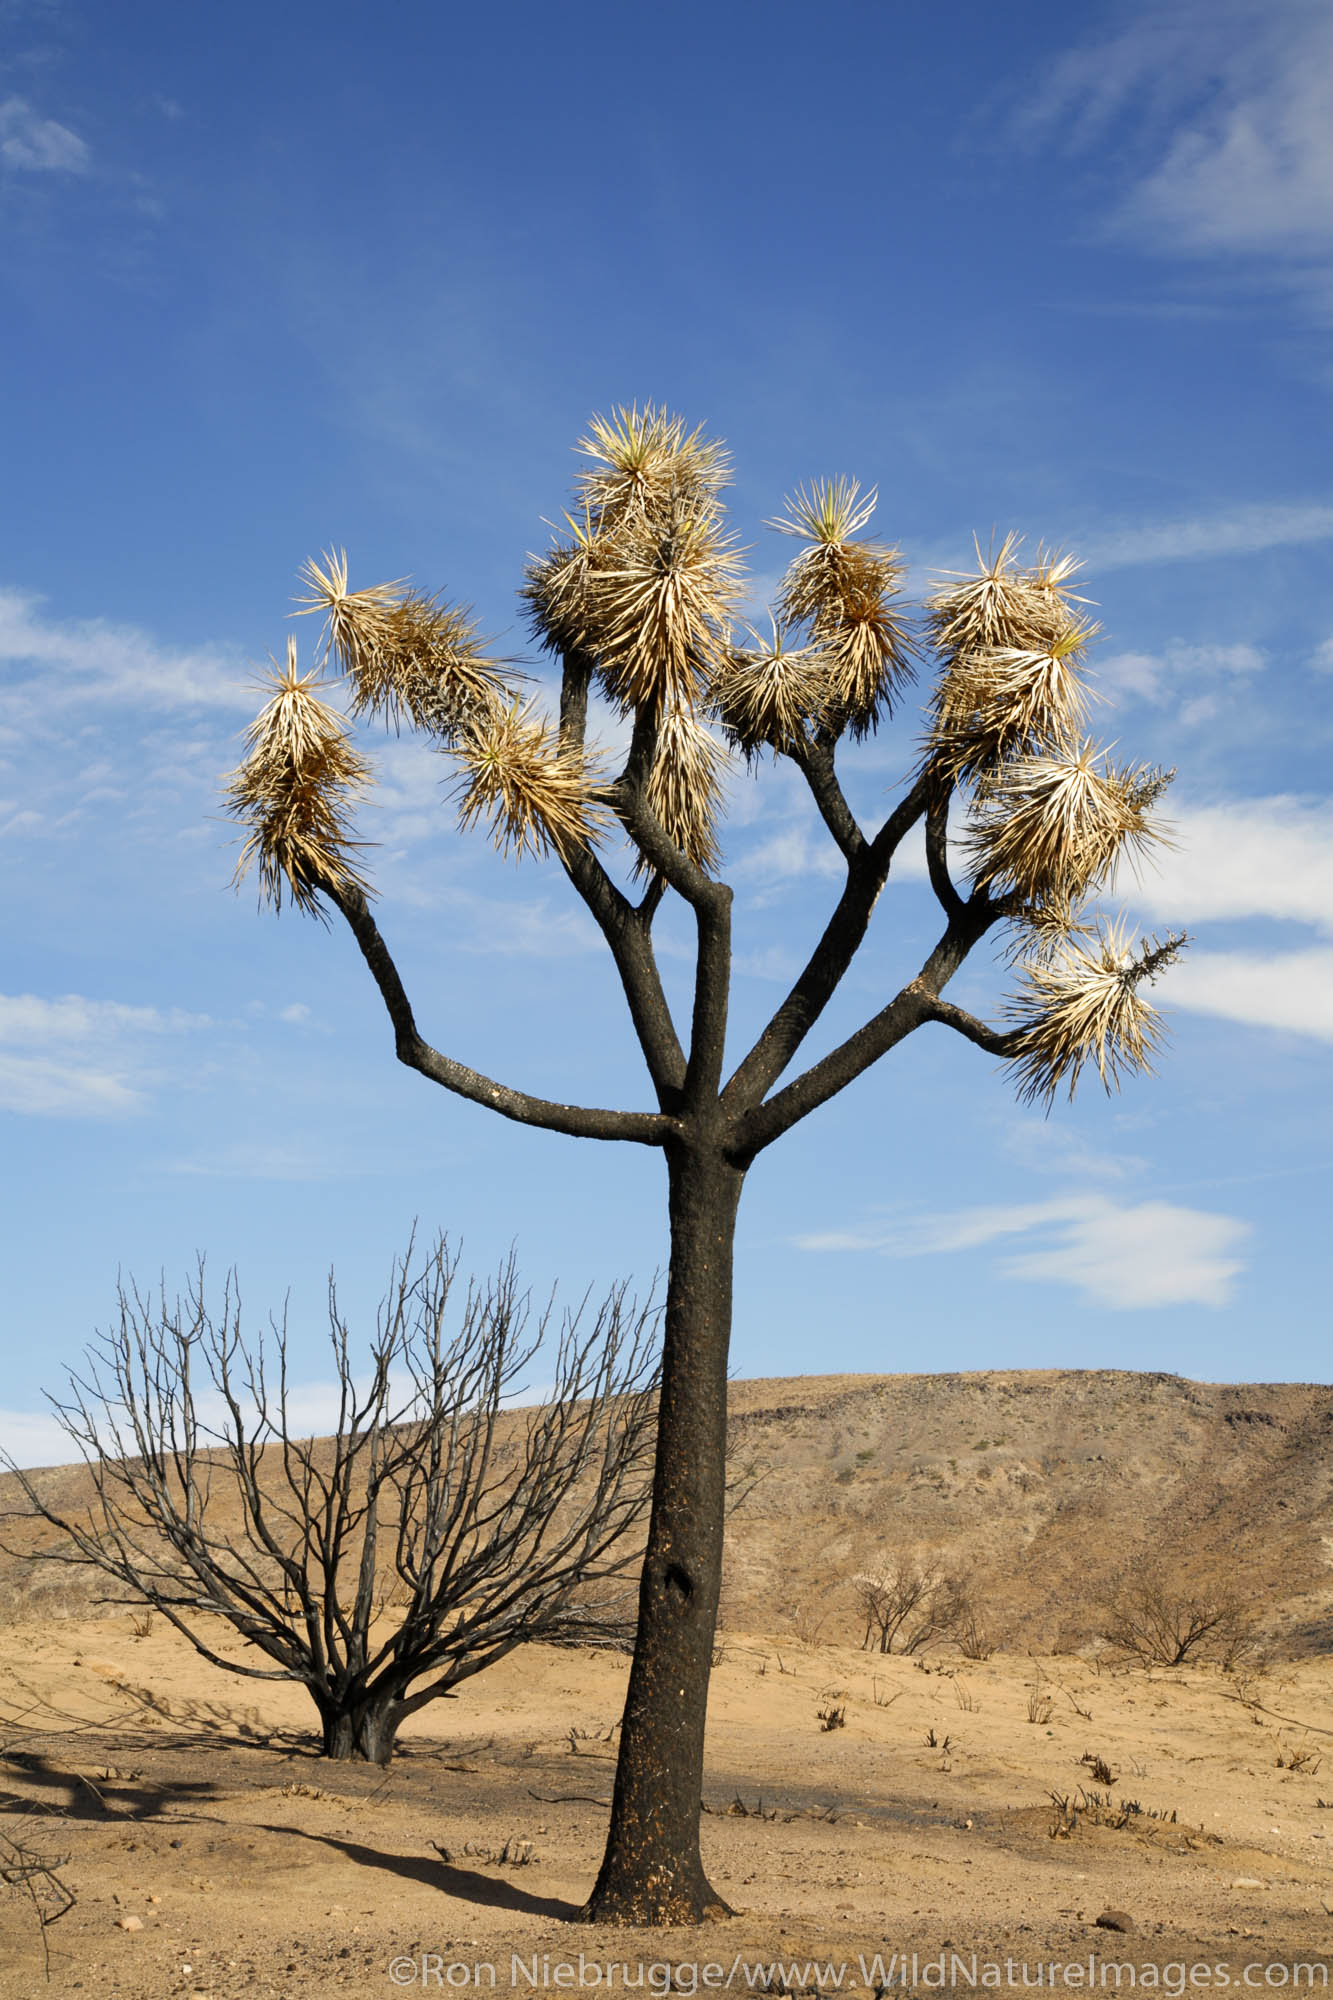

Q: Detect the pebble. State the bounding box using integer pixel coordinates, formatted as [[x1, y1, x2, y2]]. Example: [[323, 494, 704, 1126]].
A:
[[117, 1915, 143, 1933], [1232, 1878, 1266, 1890], [1095, 1911, 1135, 1934]]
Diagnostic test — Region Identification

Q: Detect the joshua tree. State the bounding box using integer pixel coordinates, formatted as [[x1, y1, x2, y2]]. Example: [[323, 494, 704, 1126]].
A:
[[3, 1235, 659, 1765], [222, 406, 1185, 1916]]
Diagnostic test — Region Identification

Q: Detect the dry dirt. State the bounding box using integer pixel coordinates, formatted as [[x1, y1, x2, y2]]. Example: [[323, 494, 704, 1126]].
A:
[[1, 1369, 1330, 1994]]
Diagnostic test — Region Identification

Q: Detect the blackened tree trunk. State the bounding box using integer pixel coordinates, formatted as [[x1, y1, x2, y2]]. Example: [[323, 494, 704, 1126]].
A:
[[317, 1691, 405, 1765], [585, 1142, 744, 1924]]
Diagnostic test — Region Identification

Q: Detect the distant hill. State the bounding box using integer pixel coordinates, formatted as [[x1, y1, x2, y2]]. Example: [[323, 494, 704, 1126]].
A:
[[718, 1371, 1333, 1653], [4, 1370, 1331, 1655]]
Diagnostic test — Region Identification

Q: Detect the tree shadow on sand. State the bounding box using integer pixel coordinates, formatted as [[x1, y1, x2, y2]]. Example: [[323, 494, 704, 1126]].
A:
[[263, 1825, 584, 1920]]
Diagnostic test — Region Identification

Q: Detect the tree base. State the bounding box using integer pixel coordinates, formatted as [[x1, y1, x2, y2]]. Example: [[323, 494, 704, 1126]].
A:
[[582, 1852, 735, 1927]]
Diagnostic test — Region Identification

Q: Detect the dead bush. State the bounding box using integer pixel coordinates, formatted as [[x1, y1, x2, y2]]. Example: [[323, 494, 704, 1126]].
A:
[[1101, 1574, 1256, 1669]]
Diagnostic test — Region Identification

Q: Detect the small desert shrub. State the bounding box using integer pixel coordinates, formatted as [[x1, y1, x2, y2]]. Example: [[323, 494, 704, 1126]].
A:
[[817, 1704, 846, 1731]]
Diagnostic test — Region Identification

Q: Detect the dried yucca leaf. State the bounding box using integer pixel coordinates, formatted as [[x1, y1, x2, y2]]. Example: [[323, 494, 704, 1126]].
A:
[[589, 491, 744, 714], [1000, 892, 1093, 965], [521, 507, 602, 659], [708, 621, 831, 757], [225, 639, 373, 915], [926, 535, 1092, 658], [453, 699, 608, 863], [926, 623, 1097, 782], [966, 739, 1172, 903], [636, 703, 728, 876], [576, 404, 730, 532], [1003, 920, 1188, 1107], [770, 480, 911, 737], [297, 549, 513, 740]]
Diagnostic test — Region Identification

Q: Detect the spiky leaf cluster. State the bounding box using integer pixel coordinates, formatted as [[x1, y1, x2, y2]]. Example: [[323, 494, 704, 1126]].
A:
[[924, 540, 1099, 780], [1003, 922, 1188, 1107], [523, 406, 741, 721], [709, 622, 832, 758], [454, 700, 610, 863], [224, 640, 373, 914], [636, 704, 727, 876], [966, 742, 1176, 904], [768, 479, 912, 740], [299, 550, 513, 740]]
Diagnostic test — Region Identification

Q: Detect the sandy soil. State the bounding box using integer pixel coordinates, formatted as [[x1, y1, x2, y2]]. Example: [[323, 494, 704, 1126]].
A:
[[2, 1614, 1331, 1996]]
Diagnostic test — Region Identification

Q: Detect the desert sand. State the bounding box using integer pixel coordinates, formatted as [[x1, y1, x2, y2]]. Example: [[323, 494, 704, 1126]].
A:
[[2, 1370, 1330, 1993]]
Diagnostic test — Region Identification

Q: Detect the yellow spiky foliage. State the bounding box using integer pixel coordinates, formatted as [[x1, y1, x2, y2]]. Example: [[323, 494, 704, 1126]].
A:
[[707, 620, 831, 758], [521, 507, 601, 661], [298, 550, 513, 741], [588, 486, 744, 715], [575, 404, 730, 534], [966, 742, 1176, 905], [636, 704, 728, 876], [924, 540, 1100, 781], [523, 409, 742, 719], [770, 479, 912, 739], [224, 640, 373, 914], [1003, 920, 1188, 1107], [453, 699, 609, 863]]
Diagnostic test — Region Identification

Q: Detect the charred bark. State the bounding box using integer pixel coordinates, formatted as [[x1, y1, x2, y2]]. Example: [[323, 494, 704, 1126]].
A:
[[585, 1143, 743, 1925]]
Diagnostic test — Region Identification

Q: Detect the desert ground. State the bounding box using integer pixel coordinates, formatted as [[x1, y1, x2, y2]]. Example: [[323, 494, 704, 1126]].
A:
[[2, 1370, 1330, 1994]]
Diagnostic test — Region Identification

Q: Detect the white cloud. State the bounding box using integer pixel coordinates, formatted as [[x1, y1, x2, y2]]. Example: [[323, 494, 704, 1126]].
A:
[[798, 1192, 1249, 1309], [1097, 639, 1265, 709], [1163, 947, 1333, 1042], [0, 1052, 142, 1117], [0, 96, 89, 174], [0, 1407, 83, 1472], [0, 588, 252, 715], [0, 994, 212, 1043], [1311, 637, 1333, 675], [1132, 797, 1333, 936], [0, 992, 213, 1118], [1123, 26, 1333, 259], [1081, 503, 1333, 573], [1025, 7, 1333, 322]]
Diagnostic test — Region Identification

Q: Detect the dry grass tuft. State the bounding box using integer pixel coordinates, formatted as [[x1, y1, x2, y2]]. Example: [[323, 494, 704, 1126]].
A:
[[224, 640, 373, 915], [1003, 920, 1188, 1106]]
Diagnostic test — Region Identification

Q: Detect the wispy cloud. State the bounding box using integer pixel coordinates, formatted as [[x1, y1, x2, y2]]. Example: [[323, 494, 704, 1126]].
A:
[[1311, 637, 1333, 675], [0, 588, 252, 715], [798, 1192, 1249, 1309], [0, 96, 89, 174], [1024, 5, 1333, 317], [0, 992, 213, 1118], [1082, 503, 1333, 573]]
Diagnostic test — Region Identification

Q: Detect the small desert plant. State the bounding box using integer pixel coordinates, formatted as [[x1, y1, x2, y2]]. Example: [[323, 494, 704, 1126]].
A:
[[954, 1680, 979, 1712], [923, 1728, 952, 1750], [1026, 1689, 1054, 1724], [1081, 1751, 1116, 1786], [870, 1676, 900, 1707], [1274, 1742, 1321, 1774], [817, 1704, 846, 1731]]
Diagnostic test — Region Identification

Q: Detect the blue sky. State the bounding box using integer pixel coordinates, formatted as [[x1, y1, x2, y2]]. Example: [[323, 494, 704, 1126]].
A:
[[3, 0, 1331, 1464]]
